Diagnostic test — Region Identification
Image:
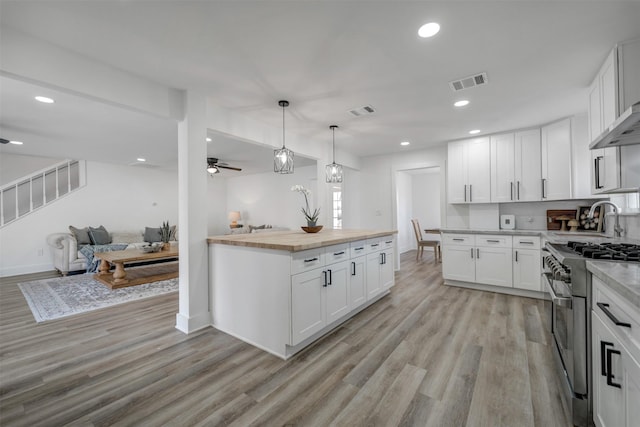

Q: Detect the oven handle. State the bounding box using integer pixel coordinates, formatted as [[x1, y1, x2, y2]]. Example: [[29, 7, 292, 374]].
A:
[[544, 274, 572, 308]]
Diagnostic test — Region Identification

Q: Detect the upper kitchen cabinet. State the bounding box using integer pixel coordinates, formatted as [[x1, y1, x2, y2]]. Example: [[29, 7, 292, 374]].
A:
[[588, 39, 640, 194], [491, 129, 542, 202], [448, 137, 491, 204], [541, 118, 572, 200]]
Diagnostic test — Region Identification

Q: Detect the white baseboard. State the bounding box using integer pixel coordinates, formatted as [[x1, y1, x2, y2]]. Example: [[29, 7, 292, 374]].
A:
[[0, 263, 54, 278], [175, 311, 212, 334]]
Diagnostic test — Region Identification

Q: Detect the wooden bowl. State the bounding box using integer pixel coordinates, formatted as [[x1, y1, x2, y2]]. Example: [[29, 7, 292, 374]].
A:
[[301, 225, 323, 233]]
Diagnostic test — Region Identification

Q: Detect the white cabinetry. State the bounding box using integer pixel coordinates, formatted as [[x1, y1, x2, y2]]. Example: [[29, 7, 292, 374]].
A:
[[442, 233, 512, 288], [447, 137, 491, 204], [491, 129, 542, 202], [291, 237, 395, 346], [512, 236, 541, 292], [588, 39, 640, 194], [365, 237, 394, 299], [541, 118, 572, 200], [591, 275, 640, 427]]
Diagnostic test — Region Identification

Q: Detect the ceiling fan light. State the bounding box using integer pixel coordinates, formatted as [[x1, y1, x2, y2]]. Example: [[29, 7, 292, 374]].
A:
[[274, 100, 294, 174], [207, 164, 219, 174]]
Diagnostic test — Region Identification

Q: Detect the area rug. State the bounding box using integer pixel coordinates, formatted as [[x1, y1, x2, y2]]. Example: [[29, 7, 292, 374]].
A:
[[18, 274, 178, 323]]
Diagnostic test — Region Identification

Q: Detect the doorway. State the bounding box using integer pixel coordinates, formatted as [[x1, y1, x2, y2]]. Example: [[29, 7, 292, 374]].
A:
[[395, 167, 441, 255]]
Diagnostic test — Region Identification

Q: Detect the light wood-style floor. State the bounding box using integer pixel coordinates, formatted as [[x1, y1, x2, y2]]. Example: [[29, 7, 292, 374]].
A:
[[0, 252, 570, 426]]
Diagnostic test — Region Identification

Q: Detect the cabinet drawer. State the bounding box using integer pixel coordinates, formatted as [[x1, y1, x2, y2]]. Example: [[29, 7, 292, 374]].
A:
[[593, 276, 640, 362], [380, 236, 394, 250], [291, 248, 325, 275], [442, 234, 475, 246], [326, 243, 349, 264], [476, 235, 512, 247], [366, 238, 383, 253], [513, 236, 541, 250], [350, 240, 367, 258]]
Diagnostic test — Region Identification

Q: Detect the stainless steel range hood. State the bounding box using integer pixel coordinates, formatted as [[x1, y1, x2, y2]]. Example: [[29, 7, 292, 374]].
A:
[[590, 102, 640, 149]]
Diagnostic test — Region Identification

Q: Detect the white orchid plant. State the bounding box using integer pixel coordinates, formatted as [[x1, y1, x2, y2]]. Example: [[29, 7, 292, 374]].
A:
[[291, 185, 320, 224]]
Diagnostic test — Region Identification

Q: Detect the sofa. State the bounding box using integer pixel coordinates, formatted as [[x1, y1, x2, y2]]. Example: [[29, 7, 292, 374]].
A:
[[47, 230, 149, 275]]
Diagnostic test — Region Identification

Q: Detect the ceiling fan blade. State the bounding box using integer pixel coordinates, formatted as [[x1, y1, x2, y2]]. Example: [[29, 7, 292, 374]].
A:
[[217, 164, 242, 171]]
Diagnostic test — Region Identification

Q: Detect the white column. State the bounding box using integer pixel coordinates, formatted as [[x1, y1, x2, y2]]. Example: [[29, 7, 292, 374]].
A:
[[176, 91, 211, 333]]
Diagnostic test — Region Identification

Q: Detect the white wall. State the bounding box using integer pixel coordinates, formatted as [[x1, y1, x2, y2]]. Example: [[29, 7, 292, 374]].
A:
[[395, 171, 413, 254], [206, 176, 229, 236], [0, 153, 63, 186], [411, 170, 441, 248], [224, 165, 318, 230], [0, 159, 178, 277]]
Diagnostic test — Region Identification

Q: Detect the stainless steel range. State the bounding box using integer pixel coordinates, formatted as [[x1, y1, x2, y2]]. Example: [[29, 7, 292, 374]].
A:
[[543, 241, 640, 426]]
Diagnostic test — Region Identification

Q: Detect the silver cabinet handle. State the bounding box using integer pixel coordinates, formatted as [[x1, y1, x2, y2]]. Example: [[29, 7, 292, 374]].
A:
[[470, 184, 473, 202], [515, 250, 518, 262], [541, 178, 547, 199], [486, 239, 500, 243], [464, 184, 467, 202], [519, 240, 534, 245], [510, 181, 514, 201], [453, 238, 464, 241], [476, 248, 480, 258], [470, 248, 474, 258], [517, 181, 520, 200]]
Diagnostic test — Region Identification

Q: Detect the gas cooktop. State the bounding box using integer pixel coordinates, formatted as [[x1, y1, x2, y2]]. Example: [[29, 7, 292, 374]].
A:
[[566, 241, 640, 262]]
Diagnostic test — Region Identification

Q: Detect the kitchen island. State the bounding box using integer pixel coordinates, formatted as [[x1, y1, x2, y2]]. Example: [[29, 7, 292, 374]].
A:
[[208, 229, 396, 359]]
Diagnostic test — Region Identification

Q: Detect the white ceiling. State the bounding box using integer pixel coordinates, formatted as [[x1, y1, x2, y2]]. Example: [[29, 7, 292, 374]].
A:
[[1, 1, 640, 169]]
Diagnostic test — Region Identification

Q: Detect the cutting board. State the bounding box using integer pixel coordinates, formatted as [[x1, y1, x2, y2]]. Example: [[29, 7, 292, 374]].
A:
[[546, 209, 577, 230]]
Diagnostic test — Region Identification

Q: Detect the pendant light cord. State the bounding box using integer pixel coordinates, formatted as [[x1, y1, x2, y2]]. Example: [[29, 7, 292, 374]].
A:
[[282, 103, 286, 149], [332, 126, 336, 163]]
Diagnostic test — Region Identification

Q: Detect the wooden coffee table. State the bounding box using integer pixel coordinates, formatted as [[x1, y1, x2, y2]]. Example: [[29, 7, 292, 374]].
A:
[[93, 247, 179, 289]]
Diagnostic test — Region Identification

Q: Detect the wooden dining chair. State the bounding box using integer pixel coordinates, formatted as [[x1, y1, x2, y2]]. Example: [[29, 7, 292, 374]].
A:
[[411, 219, 441, 262]]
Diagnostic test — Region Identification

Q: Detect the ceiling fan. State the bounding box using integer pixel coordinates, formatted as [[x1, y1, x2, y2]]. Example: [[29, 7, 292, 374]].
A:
[[206, 157, 242, 174]]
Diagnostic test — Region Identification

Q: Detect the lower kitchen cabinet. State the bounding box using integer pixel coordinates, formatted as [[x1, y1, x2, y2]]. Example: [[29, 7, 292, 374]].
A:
[[591, 275, 640, 427], [325, 260, 350, 324], [442, 233, 544, 297], [349, 256, 367, 309], [366, 249, 394, 298], [592, 311, 640, 427], [291, 268, 326, 345]]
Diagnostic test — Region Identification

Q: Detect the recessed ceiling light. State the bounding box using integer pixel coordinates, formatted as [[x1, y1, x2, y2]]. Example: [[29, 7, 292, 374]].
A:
[[400, 141, 411, 146], [206, 137, 212, 142], [9, 140, 23, 145], [418, 22, 440, 38], [35, 96, 54, 104], [454, 100, 469, 107], [469, 129, 481, 135], [137, 158, 146, 162]]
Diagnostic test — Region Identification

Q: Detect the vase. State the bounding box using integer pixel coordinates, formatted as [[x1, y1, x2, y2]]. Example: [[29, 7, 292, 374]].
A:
[[161, 242, 170, 251], [306, 220, 317, 227]]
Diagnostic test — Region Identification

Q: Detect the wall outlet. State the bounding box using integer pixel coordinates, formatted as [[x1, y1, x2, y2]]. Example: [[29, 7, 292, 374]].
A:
[[37, 248, 44, 256]]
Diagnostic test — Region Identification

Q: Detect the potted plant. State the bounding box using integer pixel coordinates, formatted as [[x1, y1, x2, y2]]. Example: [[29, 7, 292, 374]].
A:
[[159, 221, 174, 250]]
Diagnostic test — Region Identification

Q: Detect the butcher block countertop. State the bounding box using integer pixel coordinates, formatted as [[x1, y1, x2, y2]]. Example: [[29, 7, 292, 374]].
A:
[[207, 229, 397, 252]]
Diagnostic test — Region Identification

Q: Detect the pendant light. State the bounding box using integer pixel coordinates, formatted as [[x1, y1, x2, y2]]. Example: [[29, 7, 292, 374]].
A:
[[325, 125, 343, 183], [274, 100, 294, 174]]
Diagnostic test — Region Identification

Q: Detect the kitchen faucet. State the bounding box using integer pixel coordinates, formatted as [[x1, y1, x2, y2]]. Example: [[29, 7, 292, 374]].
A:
[[588, 201, 624, 238]]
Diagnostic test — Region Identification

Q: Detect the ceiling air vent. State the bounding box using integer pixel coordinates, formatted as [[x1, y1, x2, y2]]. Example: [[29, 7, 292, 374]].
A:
[[348, 105, 376, 117], [449, 72, 489, 92]]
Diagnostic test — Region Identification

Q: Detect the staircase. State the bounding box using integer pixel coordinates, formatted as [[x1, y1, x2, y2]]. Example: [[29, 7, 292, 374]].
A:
[[0, 159, 86, 227]]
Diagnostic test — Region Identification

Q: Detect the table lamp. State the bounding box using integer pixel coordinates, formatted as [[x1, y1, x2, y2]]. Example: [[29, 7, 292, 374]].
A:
[[228, 211, 241, 228]]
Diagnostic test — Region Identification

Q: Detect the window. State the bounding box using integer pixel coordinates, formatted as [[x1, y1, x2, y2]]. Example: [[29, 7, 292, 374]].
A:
[[332, 187, 342, 229]]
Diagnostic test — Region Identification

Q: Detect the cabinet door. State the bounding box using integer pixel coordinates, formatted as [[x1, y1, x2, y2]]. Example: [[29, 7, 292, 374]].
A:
[[600, 49, 618, 131], [514, 128, 542, 201], [442, 245, 475, 282], [291, 269, 326, 345], [589, 78, 603, 142], [326, 261, 350, 324], [592, 147, 621, 194], [366, 252, 383, 299], [349, 257, 366, 309], [467, 137, 491, 203], [513, 249, 541, 291], [541, 118, 572, 200], [592, 312, 625, 427], [380, 250, 394, 291], [623, 347, 640, 427], [447, 140, 468, 203], [490, 133, 515, 202], [475, 246, 513, 287]]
